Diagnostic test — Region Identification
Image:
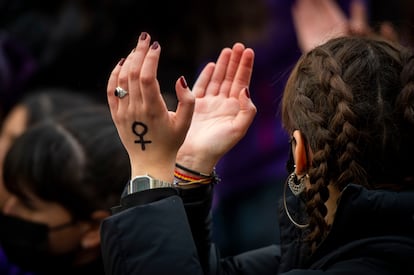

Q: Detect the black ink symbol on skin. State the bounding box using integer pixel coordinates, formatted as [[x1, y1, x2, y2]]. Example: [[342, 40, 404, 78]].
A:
[[132, 122, 152, 150]]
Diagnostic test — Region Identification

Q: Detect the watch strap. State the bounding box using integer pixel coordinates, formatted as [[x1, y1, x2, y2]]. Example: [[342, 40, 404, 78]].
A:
[[128, 174, 175, 194]]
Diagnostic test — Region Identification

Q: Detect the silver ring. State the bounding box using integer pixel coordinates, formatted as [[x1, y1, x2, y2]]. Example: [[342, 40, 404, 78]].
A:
[[114, 87, 128, 98]]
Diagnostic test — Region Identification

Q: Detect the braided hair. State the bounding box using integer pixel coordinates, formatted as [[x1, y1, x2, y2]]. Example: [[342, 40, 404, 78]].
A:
[[282, 35, 414, 251]]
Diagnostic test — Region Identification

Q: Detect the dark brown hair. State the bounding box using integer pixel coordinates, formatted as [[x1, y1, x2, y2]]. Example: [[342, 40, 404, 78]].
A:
[[282, 35, 414, 250], [3, 106, 130, 220]]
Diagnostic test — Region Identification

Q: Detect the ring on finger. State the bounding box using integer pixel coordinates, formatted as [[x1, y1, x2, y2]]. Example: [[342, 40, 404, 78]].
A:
[[114, 87, 128, 98]]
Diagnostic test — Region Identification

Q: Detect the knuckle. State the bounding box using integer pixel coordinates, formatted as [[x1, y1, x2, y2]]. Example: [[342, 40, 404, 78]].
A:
[[117, 73, 128, 85], [140, 73, 153, 86], [128, 65, 140, 80]]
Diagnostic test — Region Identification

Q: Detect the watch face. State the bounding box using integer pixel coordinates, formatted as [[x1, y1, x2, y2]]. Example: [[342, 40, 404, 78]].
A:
[[129, 176, 151, 193]]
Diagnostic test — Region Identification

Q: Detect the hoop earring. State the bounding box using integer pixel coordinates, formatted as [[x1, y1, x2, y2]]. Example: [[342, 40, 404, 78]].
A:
[[283, 172, 309, 229], [287, 172, 306, 196]]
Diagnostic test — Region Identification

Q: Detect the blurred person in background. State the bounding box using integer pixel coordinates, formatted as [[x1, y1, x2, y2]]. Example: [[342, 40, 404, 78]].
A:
[[0, 105, 130, 275], [0, 89, 98, 208]]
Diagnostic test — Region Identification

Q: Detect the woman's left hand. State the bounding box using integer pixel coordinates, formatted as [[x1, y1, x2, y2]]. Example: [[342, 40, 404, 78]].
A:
[[176, 43, 256, 174]]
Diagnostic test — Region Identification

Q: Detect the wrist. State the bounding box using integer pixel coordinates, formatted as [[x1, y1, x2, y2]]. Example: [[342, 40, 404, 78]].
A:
[[130, 158, 175, 183], [174, 163, 220, 187], [128, 174, 175, 194], [175, 154, 217, 176]]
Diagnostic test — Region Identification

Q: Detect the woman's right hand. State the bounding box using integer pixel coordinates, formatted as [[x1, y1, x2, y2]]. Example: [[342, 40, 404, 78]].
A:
[[292, 0, 369, 53], [292, 0, 398, 53]]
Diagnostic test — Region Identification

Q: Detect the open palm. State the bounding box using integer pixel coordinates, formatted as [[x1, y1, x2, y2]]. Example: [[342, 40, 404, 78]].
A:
[[176, 43, 256, 173]]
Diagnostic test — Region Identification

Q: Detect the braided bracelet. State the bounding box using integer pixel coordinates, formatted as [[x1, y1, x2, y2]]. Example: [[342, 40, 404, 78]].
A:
[[175, 163, 213, 177], [175, 163, 220, 184], [174, 169, 203, 181]]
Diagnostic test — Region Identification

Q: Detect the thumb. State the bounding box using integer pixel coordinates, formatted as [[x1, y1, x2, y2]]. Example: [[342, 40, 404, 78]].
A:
[[175, 76, 195, 131], [234, 87, 257, 134]]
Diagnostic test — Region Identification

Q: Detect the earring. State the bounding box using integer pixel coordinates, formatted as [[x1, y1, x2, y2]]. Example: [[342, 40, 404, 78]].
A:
[[287, 172, 306, 196], [283, 172, 309, 229]]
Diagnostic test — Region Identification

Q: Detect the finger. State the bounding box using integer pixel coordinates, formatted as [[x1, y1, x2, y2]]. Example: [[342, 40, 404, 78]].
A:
[[175, 76, 195, 134], [295, 0, 323, 21], [320, 0, 344, 19], [116, 47, 136, 110], [349, 0, 370, 35], [321, 0, 348, 35], [107, 58, 126, 121], [229, 48, 255, 98], [221, 43, 245, 97], [234, 87, 257, 136], [379, 21, 399, 43], [205, 48, 232, 96], [138, 41, 166, 111], [291, 0, 308, 51], [298, 0, 322, 15], [292, 0, 335, 52], [192, 62, 215, 98], [127, 32, 152, 105]]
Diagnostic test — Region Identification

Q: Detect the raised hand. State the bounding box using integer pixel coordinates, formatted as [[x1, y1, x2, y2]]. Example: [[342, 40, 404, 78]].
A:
[[292, 0, 371, 53], [107, 32, 195, 182], [176, 43, 256, 175]]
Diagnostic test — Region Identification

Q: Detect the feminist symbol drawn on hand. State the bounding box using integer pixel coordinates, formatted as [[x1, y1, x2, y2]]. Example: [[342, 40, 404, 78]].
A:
[[132, 122, 152, 150]]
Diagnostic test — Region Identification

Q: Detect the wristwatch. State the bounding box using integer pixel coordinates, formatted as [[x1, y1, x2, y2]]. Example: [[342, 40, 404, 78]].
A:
[[127, 174, 175, 194]]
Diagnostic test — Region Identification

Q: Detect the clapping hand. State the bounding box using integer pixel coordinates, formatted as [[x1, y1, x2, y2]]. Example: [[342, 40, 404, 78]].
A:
[[292, 0, 369, 53], [107, 32, 195, 182], [176, 43, 256, 175]]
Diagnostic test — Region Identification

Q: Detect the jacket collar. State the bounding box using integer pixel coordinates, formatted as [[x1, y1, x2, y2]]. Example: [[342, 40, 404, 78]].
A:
[[309, 184, 414, 264]]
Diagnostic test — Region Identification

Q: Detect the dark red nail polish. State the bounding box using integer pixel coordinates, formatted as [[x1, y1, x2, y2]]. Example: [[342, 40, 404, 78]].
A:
[[118, 58, 126, 66], [140, 32, 148, 40], [151, 41, 159, 50], [245, 87, 250, 98], [180, 76, 188, 88]]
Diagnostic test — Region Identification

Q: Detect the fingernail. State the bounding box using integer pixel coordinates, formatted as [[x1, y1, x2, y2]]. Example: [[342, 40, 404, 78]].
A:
[[180, 76, 188, 88], [244, 87, 250, 98], [151, 41, 159, 50], [118, 58, 126, 66], [140, 32, 148, 40]]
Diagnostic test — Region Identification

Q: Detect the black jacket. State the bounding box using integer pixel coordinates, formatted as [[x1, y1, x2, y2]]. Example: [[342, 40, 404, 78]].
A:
[[100, 184, 414, 274]]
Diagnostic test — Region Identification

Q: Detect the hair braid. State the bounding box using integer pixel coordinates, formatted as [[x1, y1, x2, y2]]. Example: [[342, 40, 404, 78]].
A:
[[307, 46, 368, 248], [282, 36, 411, 251], [396, 49, 414, 183], [397, 50, 414, 125]]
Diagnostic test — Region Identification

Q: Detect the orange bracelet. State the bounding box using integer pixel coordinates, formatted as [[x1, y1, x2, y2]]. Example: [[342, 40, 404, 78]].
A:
[[174, 169, 203, 181], [174, 170, 214, 186], [174, 163, 220, 186], [175, 163, 213, 178]]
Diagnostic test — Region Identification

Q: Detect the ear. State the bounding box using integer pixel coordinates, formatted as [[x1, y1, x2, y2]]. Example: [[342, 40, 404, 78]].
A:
[[80, 210, 110, 249], [292, 130, 308, 175]]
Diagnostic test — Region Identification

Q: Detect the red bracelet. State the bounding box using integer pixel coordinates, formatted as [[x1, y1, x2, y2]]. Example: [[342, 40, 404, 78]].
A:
[[174, 163, 220, 185], [174, 169, 203, 181]]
